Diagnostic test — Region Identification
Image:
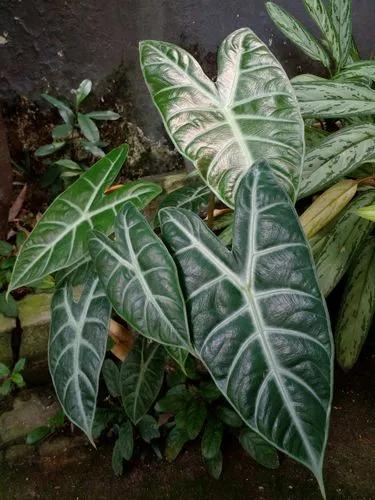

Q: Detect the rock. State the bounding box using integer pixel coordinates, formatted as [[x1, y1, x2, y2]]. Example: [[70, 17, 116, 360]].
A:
[[3, 444, 35, 466], [38, 435, 93, 471], [0, 314, 16, 366], [0, 387, 59, 445], [18, 293, 52, 384]]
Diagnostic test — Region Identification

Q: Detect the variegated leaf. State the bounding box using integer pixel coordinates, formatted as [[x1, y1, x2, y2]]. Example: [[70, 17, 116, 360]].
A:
[[89, 202, 191, 352], [159, 185, 211, 213], [334, 61, 375, 82], [266, 2, 330, 68], [49, 268, 111, 441], [315, 190, 375, 296], [9, 145, 162, 292], [299, 124, 375, 198], [329, 0, 352, 68], [292, 79, 375, 117], [140, 28, 304, 207], [160, 162, 333, 493]]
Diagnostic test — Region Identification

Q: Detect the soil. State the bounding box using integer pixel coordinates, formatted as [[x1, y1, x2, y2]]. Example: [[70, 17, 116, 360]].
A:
[[1, 352, 374, 500]]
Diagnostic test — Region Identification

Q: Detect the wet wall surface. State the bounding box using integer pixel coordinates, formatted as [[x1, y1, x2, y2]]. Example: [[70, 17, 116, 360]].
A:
[[0, 0, 374, 138]]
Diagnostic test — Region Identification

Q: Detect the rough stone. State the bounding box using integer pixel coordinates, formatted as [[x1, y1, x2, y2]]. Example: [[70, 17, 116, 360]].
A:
[[38, 435, 93, 471], [0, 387, 59, 446], [18, 293, 52, 384], [3, 444, 35, 466], [0, 314, 15, 367]]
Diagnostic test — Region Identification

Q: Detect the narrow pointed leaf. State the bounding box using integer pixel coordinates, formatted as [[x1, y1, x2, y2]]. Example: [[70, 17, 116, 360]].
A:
[[120, 336, 166, 424], [87, 111, 120, 121], [315, 190, 375, 296], [356, 205, 375, 222], [9, 145, 162, 291], [140, 28, 304, 206], [41, 93, 73, 117], [300, 179, 357, 237], [35, 142, 65, 157], [49, 271, 111, 441], [160, 163, 333, 488], [78, 113, 100, 144], [266, 2, 330, 68], [335, 238, 375, 371], [334, 61, 375, 82], [299, 124, 375, 198], [89, 202, 191, 351], [303, 0, 340, 66], [76, 79, 92, 106], [293, 79, 375, 117], [52, 123, 73, 140], [329, 0, 352, 68]]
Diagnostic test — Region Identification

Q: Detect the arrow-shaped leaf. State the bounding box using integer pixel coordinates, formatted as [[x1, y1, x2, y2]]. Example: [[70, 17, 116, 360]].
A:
[[49, 268, 111, 441], [160, 162, 333, 492], [120, 336, 166, 424], [89, 202, 191, 352], [140, 28, 304, 206], [9, 145, 162, 291], [299, 124, 375, 198]]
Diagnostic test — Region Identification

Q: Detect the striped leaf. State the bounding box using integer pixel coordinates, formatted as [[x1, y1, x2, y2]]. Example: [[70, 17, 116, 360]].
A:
[[89, 202, 191, 352], [315, 190, 375, 296], [140, 28, 304, 207], [49, 268, 111, 441], [300, 179, 357, 238], [329, 0, 352, 68], [303, 0, 340, 66], [299, 124, 375, 198], [293, 79, 375, 118], [334, 61, 375, 82], [335, 238, 375, 371], [120, 336, 166, 424], [159, 185, 211, 213], [9, 145, 162, 292], [160, 162, 333, 493], [266, 2, 330, 68]]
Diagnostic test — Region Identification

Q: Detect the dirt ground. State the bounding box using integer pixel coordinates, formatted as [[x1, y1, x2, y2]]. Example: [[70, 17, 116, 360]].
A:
[[1, 351, 374, 500]]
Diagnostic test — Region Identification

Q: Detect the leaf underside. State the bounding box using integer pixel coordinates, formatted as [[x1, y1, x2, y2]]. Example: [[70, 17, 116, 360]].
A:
[[160, 162, 333, 488], [140, 27, 304, 207], [49, 269, 111, 441], [9, 145, 162, 291]]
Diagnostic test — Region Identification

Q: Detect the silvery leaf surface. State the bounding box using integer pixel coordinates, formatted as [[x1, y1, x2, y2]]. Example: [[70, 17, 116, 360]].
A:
[[160, 162, 333, 491], [140, 28, 304, 207], [89, 202, 191, 352], [49, 266, 111, 441], [9, 145, 162, 291]]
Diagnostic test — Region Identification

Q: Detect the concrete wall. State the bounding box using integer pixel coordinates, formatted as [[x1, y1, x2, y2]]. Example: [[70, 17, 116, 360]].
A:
[[0, 0, 373, 138]]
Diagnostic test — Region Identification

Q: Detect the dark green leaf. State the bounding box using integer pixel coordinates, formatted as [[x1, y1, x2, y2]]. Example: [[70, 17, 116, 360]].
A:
[[35, 142, 66, 157], [161, 162, 333, 489], [166, 426, 189, 461], [52, 123, 73, 140], [138, 415, 160, 443], [89, 203, 191, 352], [239, 428, 279, 469], [0, 292, 18, 318], [117, 421, 134, 461], [13, 358, 26, 373], [198, 381, 221, 402], [0, 240, 13, 256], [0, 379, 12, 396], [0, 362, 10, 377], [102, 359, 121, 397], [217, 406, 242, 428], [10, 372, 25, 387], [87, 110, 120, 121], [92, 407, 117, 439], [183, 399, 207, 439], [201, 418, 223, 460], [159, 185, 211, 214], [112, 439, 124, 476], [204, 449, 223, 479], [41, 93, 73, 116], [26, 426, 51, 445], [120, 337, 166, 424]]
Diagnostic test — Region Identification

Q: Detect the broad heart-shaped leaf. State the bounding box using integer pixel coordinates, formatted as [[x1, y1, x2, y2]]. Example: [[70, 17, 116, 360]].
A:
[[266, 2, 330, 68], [49, 268, 111, 442], [299, 124, 375, 198], [140, 28, 304, 207], [9, 145, 162, 292], [292, 79, 375, 117], [160, 162, 333, 492], [120, 336, 166, 424], [159, 185, 211, 213], [89, 202, 191, 352]]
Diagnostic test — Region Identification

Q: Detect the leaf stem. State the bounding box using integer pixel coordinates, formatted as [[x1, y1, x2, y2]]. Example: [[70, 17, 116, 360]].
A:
[[206, 193, 216, 229]]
